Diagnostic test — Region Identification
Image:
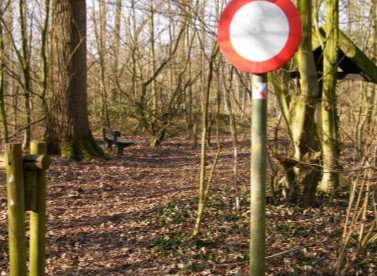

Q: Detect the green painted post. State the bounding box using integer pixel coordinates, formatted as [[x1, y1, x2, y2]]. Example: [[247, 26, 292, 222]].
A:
[[5, 144, 27, 275], [250, 74, 267, 276], [29, 141, 48, 276]]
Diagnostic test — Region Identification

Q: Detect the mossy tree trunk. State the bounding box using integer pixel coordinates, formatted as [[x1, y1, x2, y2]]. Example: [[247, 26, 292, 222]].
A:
[[292, 0, 322, 207], [47, 0, 103, 160], [273, 0, 321, 207], [319, 0, 339, 193]]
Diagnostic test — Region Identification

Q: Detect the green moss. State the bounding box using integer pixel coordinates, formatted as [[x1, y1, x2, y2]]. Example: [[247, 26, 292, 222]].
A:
[[79, 140, 96, 159], [60, 141, 78, 159], [60, 139, 104, 160]]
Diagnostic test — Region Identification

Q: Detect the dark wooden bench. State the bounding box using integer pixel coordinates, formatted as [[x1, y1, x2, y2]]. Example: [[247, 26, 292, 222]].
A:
[[102, 127, 135, 155]]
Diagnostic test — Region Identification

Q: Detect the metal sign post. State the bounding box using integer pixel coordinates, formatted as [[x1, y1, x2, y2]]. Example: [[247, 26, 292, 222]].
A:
[[218, 0, 302, 274], [250, 74, 268, 275]]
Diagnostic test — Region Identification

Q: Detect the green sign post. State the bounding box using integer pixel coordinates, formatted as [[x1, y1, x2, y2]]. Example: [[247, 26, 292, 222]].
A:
[[218, 0, 302, 274]]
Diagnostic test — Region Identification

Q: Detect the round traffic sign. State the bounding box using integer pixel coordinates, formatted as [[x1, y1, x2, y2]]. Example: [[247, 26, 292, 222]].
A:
[[218, 0, 302, 73]]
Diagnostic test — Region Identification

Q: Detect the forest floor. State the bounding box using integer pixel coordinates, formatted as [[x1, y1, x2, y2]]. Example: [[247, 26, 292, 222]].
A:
[[0, 137, 376, 275]]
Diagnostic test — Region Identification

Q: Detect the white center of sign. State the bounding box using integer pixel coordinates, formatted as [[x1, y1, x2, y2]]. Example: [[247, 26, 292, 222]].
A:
[[229, 1, 290, 62]]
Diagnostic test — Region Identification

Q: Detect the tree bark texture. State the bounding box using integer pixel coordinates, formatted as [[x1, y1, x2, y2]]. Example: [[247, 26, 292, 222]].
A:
[[292, 0, 322, 206], [272, 0, 322, 207], [47, 0, 103, 160], [319, 0, 339, 192]]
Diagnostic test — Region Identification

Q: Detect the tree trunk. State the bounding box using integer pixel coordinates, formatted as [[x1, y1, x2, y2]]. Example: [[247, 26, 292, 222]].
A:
[[293, 0, 322, 207], [47, 0, 103, 160], [98, 0, 110, 127], [192, 45, 219, 239], [1, 0, 13, 140], [319, 0, 339, 193], [19, 0, 32, 150], [273, 0, 321, 206], [223, 68, 240, 213], [39, 0, 50, 122], [364, 0, 376, 129], [0, 7, 8, 143], [113, 0, 122, 72]]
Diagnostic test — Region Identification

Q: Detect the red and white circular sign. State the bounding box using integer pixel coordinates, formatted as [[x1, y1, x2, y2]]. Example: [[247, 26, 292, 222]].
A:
[[218, 0, 302, 73]]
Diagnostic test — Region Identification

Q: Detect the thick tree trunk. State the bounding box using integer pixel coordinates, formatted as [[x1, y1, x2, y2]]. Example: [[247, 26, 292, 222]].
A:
[[273, 0, 321, 207], [47, 0, 103, 160], [293, 0, 322, 207]]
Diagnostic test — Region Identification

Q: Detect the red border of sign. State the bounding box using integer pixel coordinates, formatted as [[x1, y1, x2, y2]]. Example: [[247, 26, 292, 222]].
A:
[[218, 0, 302, 73]]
